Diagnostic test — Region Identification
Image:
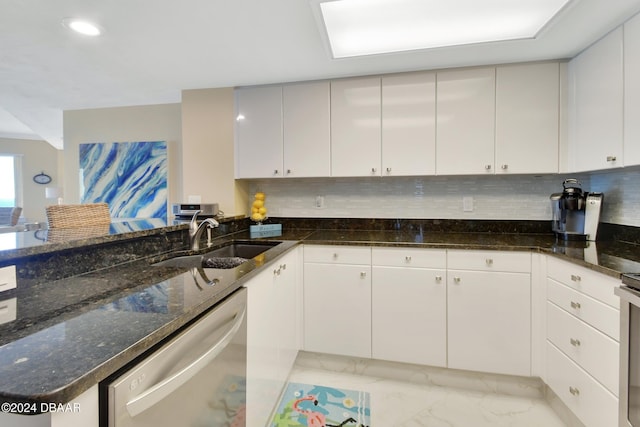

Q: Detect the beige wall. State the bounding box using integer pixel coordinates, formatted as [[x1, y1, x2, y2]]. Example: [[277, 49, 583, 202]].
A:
[[181, 88, 248, 216], [63, 104, 182, 211], [0, 137, 60, 223]]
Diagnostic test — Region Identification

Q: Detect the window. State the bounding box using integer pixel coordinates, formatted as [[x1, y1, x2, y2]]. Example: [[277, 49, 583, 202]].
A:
[[0, 155, 21, 208]]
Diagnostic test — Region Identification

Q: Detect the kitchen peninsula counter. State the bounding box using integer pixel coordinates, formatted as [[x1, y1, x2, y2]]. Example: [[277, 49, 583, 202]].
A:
[[0, 220, 638, 408]]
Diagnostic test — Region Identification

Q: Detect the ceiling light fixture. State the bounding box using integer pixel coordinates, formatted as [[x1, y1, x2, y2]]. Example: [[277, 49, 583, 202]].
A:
[[311, 0, 573, 58], [62, 18, 102, 36]]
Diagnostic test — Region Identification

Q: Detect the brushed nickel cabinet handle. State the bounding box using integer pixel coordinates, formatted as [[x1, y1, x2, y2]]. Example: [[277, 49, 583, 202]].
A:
[[485, 258, 493, 266], [435, 276, 443, 283], [485, 164, 492, 170], [570, 301, 581, 309], [570, 338, 581, 347], [570, 274, 581, 282], [569, 386, 580, 396], [606, 156, 617, 162], [453, 277, 461, 284], [501, 164, 508, 170]]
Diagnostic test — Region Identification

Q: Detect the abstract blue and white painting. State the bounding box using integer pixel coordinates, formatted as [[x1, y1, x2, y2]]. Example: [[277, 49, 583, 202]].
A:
[[79, 141, 167, 222]]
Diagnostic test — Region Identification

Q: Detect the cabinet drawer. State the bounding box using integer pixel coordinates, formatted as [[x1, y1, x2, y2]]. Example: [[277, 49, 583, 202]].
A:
[[372, 247, 446, 268], [304, 245, 371, 265], [547, 256, 620, 308], [547, 302, 619, 395], [546, 342, 618, 427], [0, 298, 16, 325], [447, 250, 531, 272], [0, 265, 16, 293], [547, 278, 619, 340]]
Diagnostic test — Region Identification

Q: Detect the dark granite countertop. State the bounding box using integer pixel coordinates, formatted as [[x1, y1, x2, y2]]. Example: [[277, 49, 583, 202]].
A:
[[0, 223, 638, 408]]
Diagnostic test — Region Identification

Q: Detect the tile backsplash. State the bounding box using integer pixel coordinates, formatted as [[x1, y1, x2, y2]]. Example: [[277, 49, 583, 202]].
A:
[[249, 166, 640, 227]]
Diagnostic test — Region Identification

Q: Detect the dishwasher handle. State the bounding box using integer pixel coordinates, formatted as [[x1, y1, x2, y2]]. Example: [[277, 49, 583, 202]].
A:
[[125, 304, 247, 417]]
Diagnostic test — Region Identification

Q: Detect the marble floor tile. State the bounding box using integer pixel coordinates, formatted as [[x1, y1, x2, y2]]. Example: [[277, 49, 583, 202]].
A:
[[287, 354, 568, 427]]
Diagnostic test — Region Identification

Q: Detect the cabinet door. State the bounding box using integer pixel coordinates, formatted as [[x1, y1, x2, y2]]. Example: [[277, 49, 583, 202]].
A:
[[496, 62, 559, 174], [274, 251, 300, 379], [372, 266, 446, 366], [235, 86, 283, 178], [331, 77, 382, 177], [568, 27, 623, 172], [436, 67, 496, 175], [283, 82, 331, 177], [304, 263, 372, 357], [245, 268, 280, 426], [625, 13, 640, 166], [382, 72, 436, 176], [448, 270, 531, 376]]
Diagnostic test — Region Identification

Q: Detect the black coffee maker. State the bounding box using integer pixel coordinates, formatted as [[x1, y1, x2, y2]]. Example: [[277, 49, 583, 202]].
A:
[[550, 179, 603, 241]]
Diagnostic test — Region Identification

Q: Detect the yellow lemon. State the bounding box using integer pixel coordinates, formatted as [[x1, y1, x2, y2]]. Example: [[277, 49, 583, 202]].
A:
[[252, 199, 264, 209], [251, 212, 264, 222], [254, 192, 265, 201], [258, 207, 267, 215], [251, 206, 259, 214]]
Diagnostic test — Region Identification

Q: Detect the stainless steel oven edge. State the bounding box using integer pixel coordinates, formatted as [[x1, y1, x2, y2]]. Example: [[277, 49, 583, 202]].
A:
[[616, 286, 639, 427]]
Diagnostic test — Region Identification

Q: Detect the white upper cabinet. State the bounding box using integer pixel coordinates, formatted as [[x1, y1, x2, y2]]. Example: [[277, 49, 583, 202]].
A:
[[235, 86, 283, 178], [381, 72, 436, 176], [568, 27, 624, 172], [283, 81, 331, 177], [496, 62, 560, 174], [624, 13, 640, 166], [331, 77, 382, 177], [436, 67, 496, 175]]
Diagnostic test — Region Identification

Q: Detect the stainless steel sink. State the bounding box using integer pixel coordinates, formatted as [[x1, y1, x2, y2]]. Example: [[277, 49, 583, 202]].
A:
[[152, 241, 280, 269]]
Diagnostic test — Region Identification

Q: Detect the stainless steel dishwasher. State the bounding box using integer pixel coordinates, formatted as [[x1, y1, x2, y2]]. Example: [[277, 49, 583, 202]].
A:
[[105, 288, 247, 427]]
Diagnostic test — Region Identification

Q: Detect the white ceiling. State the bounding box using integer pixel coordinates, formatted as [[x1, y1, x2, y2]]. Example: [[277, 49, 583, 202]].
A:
[[2, 0, 640, 150]]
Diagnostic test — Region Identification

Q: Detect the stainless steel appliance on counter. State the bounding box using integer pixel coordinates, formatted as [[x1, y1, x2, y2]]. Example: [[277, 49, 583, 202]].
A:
[[172, 203, 219, 218], [550, 179, 603, 241], [103, 288, 247, 427], [616, 274, 640, 427]]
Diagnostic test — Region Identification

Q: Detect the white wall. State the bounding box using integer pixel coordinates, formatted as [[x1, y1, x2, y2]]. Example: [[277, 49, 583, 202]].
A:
[[181, 88, 248, 216], [0, 137, 60, 223], [63, 104, 182, 211]]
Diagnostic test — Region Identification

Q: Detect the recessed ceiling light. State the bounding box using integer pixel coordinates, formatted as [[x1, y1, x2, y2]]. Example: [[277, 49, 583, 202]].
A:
[[311, 0, 573, 58], [62, 18, 102, 36]]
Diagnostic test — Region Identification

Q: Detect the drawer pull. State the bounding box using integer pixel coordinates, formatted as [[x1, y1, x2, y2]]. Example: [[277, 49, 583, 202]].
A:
[[569, 386, 580, 396], [485, 258, 493, 266], [606, 156, 617, 162], [274, 268, 281, 276], [360, 272, 367, 278], [453, 277, 461, 284], [570, 301, 581, 309], [570, 338, 581, 347], [280, 264, 287, 271], [405, 256, 412, 263], [333, 253, 338, 259], [435, 275, 442, 283], [570, 274, 581, 282]]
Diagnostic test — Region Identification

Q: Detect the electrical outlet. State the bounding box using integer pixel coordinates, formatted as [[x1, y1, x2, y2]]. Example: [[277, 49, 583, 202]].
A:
[[463, 196, 474, 212], [315, 196, 325, 209]]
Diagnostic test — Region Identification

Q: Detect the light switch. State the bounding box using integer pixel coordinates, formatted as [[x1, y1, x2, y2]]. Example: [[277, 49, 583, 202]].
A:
[[0, 265, 17, 293], [463, 196, 474, 212]]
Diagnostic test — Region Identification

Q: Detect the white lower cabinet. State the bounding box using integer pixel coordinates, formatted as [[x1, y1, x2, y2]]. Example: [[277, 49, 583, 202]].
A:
[[303, 245, 372, 358], [546, 342, 618, 427], [371, 247, 446, 366], [544, 255, 620, 427], [245, 248, 300, 426], [447, 250, 532, 376]]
